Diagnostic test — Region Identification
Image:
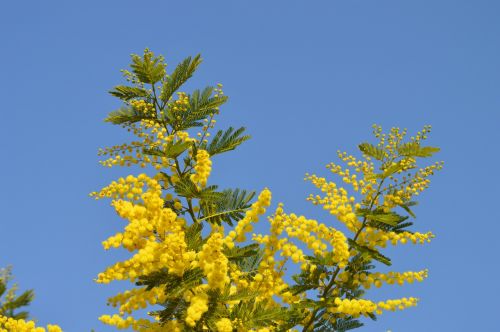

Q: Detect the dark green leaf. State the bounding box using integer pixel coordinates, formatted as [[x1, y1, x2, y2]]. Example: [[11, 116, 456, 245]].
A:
[[109, 86, 148, 100], [205, 127, 251, 156], [199, 189, 255, 226], [0, 281, 5, 298], [104, 106, 150, 125], [348, 239, 391, 266]]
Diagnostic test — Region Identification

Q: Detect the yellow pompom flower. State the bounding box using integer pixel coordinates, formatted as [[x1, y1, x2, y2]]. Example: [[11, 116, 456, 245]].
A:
[[190, 149, 212, 188], [0, 315, 62, 332], [185, 293, 209, 327], [215, 318, 233, 332], [197, 231, 230, 290]]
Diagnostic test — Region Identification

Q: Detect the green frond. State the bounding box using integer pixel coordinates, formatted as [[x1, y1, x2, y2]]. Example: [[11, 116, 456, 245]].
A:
[[358, 143, 386, 161], [143, 140, 192, 159], [184, 222, 205, 251], [398, 200, 418, 218], [366, 211, 408, 227], [398, 142, 440, 158], [174, 179, 226, 205], [153, 297, 188, 324], [109, 85, 148, 101], [198, 186, 227, 202], [358, 208, 412, 232], [231, 300, 303, 330], [379, 161, 411, 178], [190, 87, 228, 114], [11, 311, 29, 320], [220, 288, 261, 303], [0, 276, 34, 319], [332, 317, 364, 332], [104, 106, 153, 125], [130, 50, 166, 84], [137, 268, 204, 297], [348, 239, 391, 266], [0, 280, 5, 298], [223, 244, 261, 265], [204, 127, 251, 156], [346, 255, 375, 274], [390, 221, 414, 233], [160, 55, 202, 103], [167, 88, 229, 131], [7, 290, 34, 309], [233, 246, 263, 274], [199, 188, 255, 226]]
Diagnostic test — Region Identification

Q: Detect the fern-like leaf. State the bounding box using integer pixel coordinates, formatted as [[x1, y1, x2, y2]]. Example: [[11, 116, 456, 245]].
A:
[[398, 142, 440, 158], [348, 239, 391, 266], [199, 189, 255, 226], [205, 127, 251, 156], [358, 143, 386, 161], [109, 85, 148, 101], [130, 50, 166, 84], [160, 55, 202, 103], [104, 106, 157, 125]]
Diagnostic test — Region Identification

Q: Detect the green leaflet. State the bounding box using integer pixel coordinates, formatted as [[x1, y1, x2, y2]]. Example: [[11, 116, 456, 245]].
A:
[[104, 106, 150, 125], [189, 87, 228, 114], [223, 243, 261, 263], [173, 178, 225, 203], [137, 268, 204, 296], [398, 142, 440, 158], [0, 281, 5, 298], [199, 188, 255, 226], [366, 212, 407, 227], [130, 50, 166, 84], [164, 86, 229, 131], [358, 143, 386, 161], [348, 239, 391, 266], [143, 140, 192, 159], [313, 316, 363, 332], [204, 127, 251, 156], [160, 55, 202, 103], [398, 200, 418, 218], [379, 161, 407, 178], [184, 222, 205, 251], [230, 299, 304, 331], [0, 268, 34, 320], [109, 85, 148, 101], [358, 208, 411, 231]]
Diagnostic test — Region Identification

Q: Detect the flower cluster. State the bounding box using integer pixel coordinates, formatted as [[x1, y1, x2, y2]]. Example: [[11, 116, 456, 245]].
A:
[[185, 293, 209, 327], [215, 318, 232, 332], [328, 296, 418, 317], [107, 286, 167, 315], [0, 316, 61, 332], [170, 92, 189, 112], [197, 230, 230, 290], [98, 118, 196, 170], [190, 149, 212, 188], [305, 173, 361, 232], [226, 188, 272, 243]]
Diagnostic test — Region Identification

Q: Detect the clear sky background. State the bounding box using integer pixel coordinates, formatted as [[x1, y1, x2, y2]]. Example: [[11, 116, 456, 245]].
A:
[[1, 1, 499, 331]]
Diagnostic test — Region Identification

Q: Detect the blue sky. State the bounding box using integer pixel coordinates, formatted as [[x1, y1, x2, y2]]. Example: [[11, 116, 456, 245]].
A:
[[0, 1, 499, 331]]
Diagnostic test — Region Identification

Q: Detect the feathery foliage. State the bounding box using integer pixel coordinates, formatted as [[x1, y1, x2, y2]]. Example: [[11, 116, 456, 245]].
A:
[[92, 50, 443, 332], [0, 267, 34, 320]]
